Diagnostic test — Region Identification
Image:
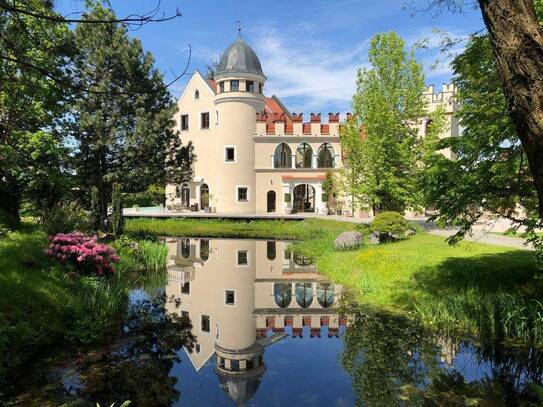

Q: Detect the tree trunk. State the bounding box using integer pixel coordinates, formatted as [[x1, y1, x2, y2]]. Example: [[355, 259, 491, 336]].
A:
[[478, 0, 543, 218]]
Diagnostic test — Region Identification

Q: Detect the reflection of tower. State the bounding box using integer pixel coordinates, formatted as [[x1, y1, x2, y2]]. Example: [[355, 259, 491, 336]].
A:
[[164, 238, 345, 405]]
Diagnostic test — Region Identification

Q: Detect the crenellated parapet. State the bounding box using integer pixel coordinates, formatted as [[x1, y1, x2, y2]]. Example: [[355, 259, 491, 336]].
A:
[[424, 83, 457, 112], [256, 112, 346, 137]]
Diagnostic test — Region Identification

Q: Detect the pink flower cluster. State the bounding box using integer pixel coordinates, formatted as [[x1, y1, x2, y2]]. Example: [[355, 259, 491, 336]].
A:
[[45, 231, 120, 276]]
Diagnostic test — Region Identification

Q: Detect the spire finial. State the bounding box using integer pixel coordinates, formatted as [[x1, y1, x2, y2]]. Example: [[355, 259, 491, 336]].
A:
[[236, 20, 242, 38]]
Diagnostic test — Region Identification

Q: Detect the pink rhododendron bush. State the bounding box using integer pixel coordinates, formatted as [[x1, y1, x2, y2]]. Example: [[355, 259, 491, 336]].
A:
[[45, 231, 120, 276]]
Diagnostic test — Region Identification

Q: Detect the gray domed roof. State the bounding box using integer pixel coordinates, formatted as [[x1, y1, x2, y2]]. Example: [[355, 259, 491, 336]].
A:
[[215, 38, 264, 79]]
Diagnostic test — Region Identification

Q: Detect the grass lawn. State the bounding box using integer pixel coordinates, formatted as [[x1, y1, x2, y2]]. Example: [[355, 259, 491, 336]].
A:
[[126, 217, 543, 346]]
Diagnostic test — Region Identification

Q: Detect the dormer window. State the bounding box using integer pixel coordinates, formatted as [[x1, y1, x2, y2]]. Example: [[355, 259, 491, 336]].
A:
[[258, 83, 263, 93], [246, 81, 254, 92], [230, 80, 239, 92], [219, 81, 225, 93], [194, 89, 200, 100]]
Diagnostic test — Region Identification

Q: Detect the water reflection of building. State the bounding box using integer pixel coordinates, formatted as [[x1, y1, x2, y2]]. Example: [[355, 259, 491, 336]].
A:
[[165, 238, 346, 405]]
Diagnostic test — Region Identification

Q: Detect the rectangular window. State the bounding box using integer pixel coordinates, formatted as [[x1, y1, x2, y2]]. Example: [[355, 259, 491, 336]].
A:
[[225, 147, 235, 162], [237, 250, 248, 265], [246, 81, 254, 92], [237, 187, 248, 202], [181, 282, 190, 294], [219, 81, 225, 93], [258, 83, 263, 93], [181, 114, 189, 131], [216, 110, 219, 125], [230, 80, 239, 92], [225, 290, 235, 305], [181, 310, 189, 319], [230, 359, 240, 371], [201, 112, 210, 129], [201, 315, 210, 332]]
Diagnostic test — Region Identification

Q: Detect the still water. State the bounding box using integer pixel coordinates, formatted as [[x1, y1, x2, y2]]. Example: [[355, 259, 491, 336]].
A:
[[9, 238, 543, 406]]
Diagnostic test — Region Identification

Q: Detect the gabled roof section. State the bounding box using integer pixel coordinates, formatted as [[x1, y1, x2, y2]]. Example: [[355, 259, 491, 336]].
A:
[[177, 71, 216, 103]]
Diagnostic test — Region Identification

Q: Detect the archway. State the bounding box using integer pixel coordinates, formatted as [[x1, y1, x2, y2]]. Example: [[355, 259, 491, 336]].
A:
[[200, 183, 209, 209], [273, 143, 292, 168], [295, 282, 313, 308], [317, 143, 335, 168], [273, 283, 292, 308], [292, 184, 315, 213], [267, 190, 276, 213], [316, 283, 335, 308], [295, 143, 313, 168]]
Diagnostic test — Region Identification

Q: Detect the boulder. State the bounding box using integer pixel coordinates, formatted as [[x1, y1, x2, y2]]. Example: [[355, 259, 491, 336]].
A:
[[369, 231, 396, 244], [334, 231, 363, 251], [369, 231, 380, 244]]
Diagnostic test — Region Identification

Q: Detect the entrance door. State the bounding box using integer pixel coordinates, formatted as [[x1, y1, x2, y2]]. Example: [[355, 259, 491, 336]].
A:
[[267, 190, 276, 213], [292, 184, 315, 213], [181, 184, 190, 208], [200, 184, 209, 209]]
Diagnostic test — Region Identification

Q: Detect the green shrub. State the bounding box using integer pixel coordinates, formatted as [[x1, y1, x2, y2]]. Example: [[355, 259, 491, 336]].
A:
[[370, 211, 414, 237], [284, 193, 291, 203], [123, 190, 164, 207], [41, 200, 91, 235]]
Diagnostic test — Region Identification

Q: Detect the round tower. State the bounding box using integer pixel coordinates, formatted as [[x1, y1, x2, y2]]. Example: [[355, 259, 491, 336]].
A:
[[213, 38, 266, 214]]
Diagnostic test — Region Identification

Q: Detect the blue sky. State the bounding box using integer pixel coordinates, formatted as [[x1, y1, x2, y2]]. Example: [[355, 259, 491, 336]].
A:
[[58, 0, 484, 114]]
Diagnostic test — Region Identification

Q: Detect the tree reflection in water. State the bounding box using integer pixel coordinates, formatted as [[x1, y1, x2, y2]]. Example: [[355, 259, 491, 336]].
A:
[[18, 294, 195, 406], [70, 292, 195, 406], [340, 304, 543, 406]]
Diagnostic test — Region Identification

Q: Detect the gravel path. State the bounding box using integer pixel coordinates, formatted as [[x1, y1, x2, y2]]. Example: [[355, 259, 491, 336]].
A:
[[427, 228, 534, 251]]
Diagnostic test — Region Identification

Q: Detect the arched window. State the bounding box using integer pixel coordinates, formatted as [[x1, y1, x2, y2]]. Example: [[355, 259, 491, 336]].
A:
[[316, 283, 335, 308], [273, 283, 292, 308], [317, 143, 335, 168], [194, 89, 200, 100], [295, 282, 313, 308], [296, 143, 313, 168], [274, 143, 292, 168], [200, 239, 209, 261], [267, 241, 276, 260], [425, 119, 433, 136]]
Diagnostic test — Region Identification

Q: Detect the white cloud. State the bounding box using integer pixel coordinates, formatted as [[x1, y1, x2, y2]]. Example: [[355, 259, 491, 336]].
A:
[[249, 24, 469, 114], [250, 24, 369, 113]]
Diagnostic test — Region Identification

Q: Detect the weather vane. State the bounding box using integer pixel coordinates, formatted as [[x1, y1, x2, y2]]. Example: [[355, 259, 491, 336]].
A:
[[236, 20, 242, 38]]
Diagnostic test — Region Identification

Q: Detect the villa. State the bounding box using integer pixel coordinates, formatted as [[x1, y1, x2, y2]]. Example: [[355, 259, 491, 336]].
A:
[[165, 37, 459, 216]]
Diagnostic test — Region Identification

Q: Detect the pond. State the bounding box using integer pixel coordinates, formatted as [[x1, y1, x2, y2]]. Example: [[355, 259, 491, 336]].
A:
[[7, 238, 543, 406]]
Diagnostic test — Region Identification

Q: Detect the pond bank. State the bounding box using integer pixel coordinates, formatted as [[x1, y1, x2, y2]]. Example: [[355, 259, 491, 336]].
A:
[[126, 217, 543, 347], [0, 226, 168, 391]]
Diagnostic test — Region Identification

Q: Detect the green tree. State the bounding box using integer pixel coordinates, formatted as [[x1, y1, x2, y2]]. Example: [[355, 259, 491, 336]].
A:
[[0, 1, 73, 224], [344, 32, 428, 213], [421, 35, 539, 244], [321, 171, 337, 213], [111, 182, 124, 237], [424, 0, 543, 220], [68, 3, 194, 221]]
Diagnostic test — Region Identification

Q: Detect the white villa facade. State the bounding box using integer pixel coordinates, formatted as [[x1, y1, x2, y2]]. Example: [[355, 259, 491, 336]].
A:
[[165, 38, 459, 215]]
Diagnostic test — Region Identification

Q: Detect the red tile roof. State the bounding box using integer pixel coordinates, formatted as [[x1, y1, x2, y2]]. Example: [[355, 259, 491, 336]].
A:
[[206, 79, 216, 94]]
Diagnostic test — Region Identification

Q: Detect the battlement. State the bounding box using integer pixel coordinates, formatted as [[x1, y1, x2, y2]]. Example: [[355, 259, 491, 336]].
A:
[[424, 83, 456, 104], [256, 112, 345, 137]]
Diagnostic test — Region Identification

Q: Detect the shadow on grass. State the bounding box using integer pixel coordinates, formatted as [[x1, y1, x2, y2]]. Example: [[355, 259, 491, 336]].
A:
[[394, 250, 543, 345]]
